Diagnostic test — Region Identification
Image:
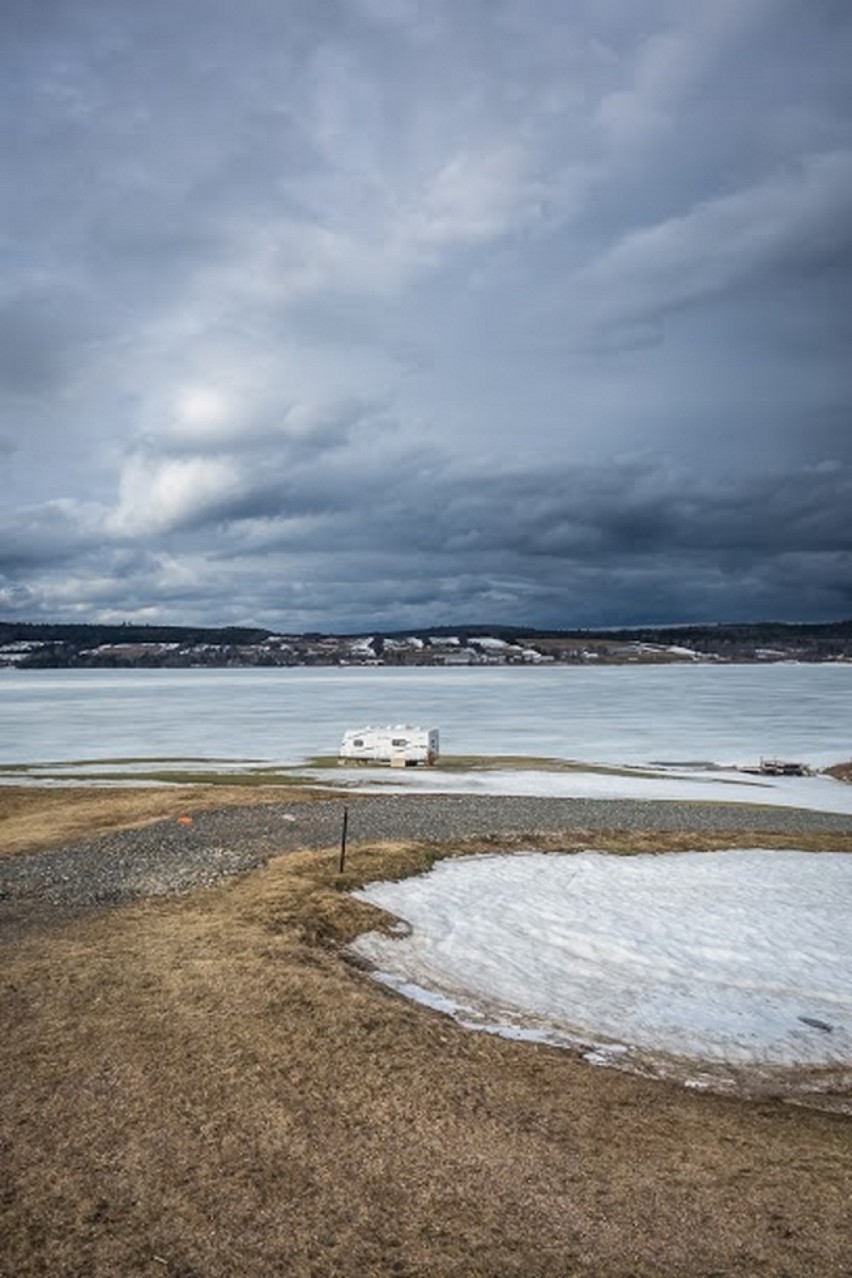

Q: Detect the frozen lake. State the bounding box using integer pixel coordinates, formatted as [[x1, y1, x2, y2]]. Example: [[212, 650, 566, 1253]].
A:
[[1, 663, 850, 770], [2, 664, 852, 812]]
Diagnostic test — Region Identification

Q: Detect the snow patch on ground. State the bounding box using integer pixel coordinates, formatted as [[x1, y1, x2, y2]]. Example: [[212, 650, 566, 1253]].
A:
[[351, 850, 852, 1099], [325, 764, 852, 815]]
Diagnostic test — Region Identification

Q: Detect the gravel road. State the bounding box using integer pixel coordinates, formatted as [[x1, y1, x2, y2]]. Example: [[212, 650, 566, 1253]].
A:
[[2, 793, 850, 937]]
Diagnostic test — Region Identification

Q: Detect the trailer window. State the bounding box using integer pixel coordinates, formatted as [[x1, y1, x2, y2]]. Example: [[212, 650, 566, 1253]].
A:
[[353, 738, 364, 747], [391, 738, 408, 747]]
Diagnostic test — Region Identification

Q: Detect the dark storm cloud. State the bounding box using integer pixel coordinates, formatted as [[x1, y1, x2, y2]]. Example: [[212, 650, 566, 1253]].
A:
[[194, 454, 852, 626], [4, 449, 849, 628], [1, 0, 851, 625], [204, 453, 852, 564]]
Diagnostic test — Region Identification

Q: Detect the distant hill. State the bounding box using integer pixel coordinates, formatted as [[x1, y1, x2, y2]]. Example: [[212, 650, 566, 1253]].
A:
[[0, 622, 273, 647], [1, 618, 851, 669]]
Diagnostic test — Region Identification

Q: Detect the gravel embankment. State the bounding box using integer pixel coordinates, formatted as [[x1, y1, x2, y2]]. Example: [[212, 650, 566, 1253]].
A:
[[2, 793, 851, 934]]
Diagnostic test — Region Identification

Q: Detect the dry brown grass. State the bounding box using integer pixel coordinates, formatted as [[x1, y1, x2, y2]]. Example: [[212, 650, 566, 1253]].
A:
[[2, 813, 852, 1277], [0, 784, 328, 857]]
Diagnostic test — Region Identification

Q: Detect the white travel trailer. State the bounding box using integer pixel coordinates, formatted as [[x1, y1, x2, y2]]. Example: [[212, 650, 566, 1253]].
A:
[[339, 725, 439, 767]]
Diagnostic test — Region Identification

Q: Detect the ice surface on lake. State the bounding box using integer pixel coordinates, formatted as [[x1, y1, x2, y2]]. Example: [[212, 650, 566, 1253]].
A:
[[2, 663, 850, 768], [351, 850, 852, 1087], [2, 666, 851, 812]]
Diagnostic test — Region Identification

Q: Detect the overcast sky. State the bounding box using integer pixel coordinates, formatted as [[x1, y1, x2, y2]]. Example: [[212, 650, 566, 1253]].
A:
[[2, 0, 851, 631]]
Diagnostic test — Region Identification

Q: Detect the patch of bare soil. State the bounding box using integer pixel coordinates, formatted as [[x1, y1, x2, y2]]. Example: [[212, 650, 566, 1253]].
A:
[[0, 784, 325, 857], [2, 828, 851, 1277], [825, 760, 852, 784]]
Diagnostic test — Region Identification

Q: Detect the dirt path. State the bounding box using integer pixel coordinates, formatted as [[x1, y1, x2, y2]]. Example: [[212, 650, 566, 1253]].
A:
[[3, 790, 851, 944]]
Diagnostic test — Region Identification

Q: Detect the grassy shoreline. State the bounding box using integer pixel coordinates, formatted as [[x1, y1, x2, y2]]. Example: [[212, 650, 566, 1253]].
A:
[[4, 750, 851, 794], [2, 799, 852, 1276], [0, 782, 332, 857]]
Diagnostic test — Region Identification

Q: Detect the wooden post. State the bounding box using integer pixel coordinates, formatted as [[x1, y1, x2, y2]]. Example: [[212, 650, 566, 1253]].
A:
[[338, 805, 349, 874]]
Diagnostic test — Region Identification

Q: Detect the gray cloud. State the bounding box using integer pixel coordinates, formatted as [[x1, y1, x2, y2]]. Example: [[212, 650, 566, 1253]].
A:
[[1, 0, 851, 626], [3, 449, 850, 628]]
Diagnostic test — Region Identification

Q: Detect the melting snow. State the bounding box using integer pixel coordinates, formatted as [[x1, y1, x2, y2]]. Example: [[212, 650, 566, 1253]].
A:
[[351, 849, 852, 1097], [328, 764, 852, 815]]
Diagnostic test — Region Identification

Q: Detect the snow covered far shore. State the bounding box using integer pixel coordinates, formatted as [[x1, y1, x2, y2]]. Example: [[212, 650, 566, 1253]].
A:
[[351, 849, 852, 1100]]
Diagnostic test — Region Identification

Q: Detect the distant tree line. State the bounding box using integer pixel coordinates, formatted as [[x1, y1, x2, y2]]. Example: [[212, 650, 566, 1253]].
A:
[[0, 622, 273, 646], [590, 621, 852, 659], [2, 617, 851, 668]]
